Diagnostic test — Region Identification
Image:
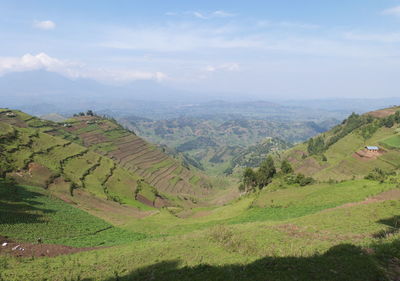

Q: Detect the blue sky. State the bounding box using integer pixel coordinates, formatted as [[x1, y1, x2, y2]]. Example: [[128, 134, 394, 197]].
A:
[[1, 0, 400, 99]]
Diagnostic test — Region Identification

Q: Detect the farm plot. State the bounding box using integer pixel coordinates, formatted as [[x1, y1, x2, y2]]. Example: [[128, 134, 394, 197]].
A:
[[0, 181, 147, 247], [104, 167, 139, 202], [84, 157, 115, 198], [34, 142, 87, 172], [31, 132, 69, 152], [381, 135, 400, 149], [63, 151, 100, 185]]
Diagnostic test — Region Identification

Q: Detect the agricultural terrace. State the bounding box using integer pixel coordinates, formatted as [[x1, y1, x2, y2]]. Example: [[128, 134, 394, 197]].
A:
[[61, 116, 213, 199]]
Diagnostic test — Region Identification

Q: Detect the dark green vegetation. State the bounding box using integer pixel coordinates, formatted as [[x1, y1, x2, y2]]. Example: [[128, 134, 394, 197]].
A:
[[1, 107, 400, 281]]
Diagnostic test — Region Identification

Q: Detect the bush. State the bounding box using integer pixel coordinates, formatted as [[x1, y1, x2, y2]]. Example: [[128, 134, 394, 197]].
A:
[[280, 160, 293, 174], [365, 168, 395, 183], [284, 173, 315, 186]]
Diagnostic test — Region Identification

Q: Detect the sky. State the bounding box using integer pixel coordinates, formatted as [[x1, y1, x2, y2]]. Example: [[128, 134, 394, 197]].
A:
[[1, 0, 400, 99]]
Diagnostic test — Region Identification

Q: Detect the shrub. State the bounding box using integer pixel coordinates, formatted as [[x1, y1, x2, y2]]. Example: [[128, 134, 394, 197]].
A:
[[280, 160, 293, 174]]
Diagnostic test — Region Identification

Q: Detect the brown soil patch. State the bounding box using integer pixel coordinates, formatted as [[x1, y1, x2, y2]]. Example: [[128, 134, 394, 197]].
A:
[[46, 185, 156, 225], [367, 107, 400, 118], [324, 189, 400, 212], [353, 149, 385, 161], [191, 210, 213, 218], [0, 236, 98, 258], [11, 163, 53, 187], [154, 196, 170, 208], [296, 157, 327, 175], [136, 194, 154, 207]]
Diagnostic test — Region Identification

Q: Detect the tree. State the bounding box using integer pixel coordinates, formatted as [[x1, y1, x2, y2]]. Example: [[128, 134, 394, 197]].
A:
[[242, 168, 257, 193], [307, 136, 325, 155], [256, 156, 276, 188], [280, 160, 293, 174], [86, 110, 94, 116]]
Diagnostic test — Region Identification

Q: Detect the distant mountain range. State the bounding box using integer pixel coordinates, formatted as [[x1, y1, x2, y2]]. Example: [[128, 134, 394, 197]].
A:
[[1, 70, 400, 119]]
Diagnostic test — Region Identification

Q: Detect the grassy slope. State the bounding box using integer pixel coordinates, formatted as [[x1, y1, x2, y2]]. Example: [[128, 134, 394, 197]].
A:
[[0, 181, 147, 247], [285, 121, 400, 181], [0, 111, 161, 211], [1, 179, 399, 281], [1, 109, 400, 280]]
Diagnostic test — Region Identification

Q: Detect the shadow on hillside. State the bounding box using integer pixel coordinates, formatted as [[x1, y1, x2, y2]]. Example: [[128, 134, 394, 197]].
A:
[[93, 240, 400, 281], [373, 215, 400, 239], [0, 183, 54, 225]]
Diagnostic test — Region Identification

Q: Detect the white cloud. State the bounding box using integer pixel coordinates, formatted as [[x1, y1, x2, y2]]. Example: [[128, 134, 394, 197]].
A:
[[205, 63, 240, 72], [192, 11, 208, 19], [257, 20, 320, 29], [100, 24, 397, 59], [212, 10, 236, 18], [101, 25, 261, 52], [167, 10, 236, 20], [344, 32, 400, 43], [382, 6, 400, 17], [0, 53, 167, 83], [33, 20, 56, 30]]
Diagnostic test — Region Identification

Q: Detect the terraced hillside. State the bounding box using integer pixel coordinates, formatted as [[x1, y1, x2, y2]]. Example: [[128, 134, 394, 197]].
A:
[[0, 109, 211, 212], [283, 107, 400, 181], [54, 115, 212, 199], [1, 108, 400, 281]]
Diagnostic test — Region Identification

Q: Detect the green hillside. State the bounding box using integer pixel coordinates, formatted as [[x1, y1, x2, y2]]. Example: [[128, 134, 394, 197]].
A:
[[1, 108, 400, 281], [283, 107, 400, 181], [120, 116, 335, 175], [0, 109, 214, 212]]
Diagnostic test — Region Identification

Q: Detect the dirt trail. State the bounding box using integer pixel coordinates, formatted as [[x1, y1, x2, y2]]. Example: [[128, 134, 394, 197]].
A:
[[0, 236, 99, 257], [323, 189, 400, 212]]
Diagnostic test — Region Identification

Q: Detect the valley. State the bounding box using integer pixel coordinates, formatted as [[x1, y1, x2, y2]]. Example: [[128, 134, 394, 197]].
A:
[[1, 106, 400, 280]]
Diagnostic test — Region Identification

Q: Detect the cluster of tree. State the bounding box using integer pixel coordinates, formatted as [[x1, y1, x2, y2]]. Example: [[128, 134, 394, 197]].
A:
[[307, 136, 325, 155], [239, 158, 315, 193], [239, 156, 276, 193], [381, 111, 400, 128], [365, 168, 395, 183], [73, 110, 95, 117]]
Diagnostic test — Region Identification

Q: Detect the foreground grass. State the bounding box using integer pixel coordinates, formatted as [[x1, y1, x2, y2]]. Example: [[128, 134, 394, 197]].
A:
[[1, 199, 399, 281], [1, 179, 399, 280], [0, 181, 147, 247]]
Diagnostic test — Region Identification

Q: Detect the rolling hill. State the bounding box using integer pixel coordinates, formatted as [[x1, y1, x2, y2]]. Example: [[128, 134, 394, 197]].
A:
[[120, 116, 337, 175], [1, 107, 400, 281], [282, 106, 400, 181]]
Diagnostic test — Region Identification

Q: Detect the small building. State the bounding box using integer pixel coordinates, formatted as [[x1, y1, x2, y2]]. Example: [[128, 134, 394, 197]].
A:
[[5, 112, 16, 117], [365, 146, 379, 152]]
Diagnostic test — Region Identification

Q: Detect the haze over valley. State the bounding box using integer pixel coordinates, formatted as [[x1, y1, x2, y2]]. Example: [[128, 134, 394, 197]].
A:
[[1, 1, 400, 281]]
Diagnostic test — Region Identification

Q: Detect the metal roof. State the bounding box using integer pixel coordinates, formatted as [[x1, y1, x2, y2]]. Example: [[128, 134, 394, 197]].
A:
[[366, 146, 379, 150]]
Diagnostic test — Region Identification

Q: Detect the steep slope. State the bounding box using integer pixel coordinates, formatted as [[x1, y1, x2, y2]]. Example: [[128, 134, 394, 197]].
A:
[[0, 109, 212, 212], [283, 106, 400, 181], [53, 115, 212, 199]]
